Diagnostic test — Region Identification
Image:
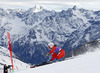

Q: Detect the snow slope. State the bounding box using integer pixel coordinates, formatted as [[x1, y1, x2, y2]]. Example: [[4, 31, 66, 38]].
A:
[[0, 46, 30, 73], [15, 50, 100, 73]]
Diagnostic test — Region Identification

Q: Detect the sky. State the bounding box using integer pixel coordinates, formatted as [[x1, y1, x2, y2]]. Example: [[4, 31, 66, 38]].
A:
[[0, 0, 100, 11]]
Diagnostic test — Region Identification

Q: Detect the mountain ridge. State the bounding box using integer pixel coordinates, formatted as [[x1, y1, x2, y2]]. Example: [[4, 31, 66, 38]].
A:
[[0, 6, 100, 64]]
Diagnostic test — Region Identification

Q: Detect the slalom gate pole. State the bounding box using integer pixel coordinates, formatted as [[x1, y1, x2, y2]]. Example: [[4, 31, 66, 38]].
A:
[[7, 32, 14, 72]]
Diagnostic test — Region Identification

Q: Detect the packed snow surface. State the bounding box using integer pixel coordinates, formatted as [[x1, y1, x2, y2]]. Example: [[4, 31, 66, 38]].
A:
[[15, 50, 100, 73], [0, 47, 30, 73]]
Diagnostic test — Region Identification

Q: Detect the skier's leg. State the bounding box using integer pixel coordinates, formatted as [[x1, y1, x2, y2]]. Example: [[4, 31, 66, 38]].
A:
[[52, 58, 57, 62], [56, 49, 65, 60], [51, 53, 57, 61], [57, 58, 63, 61]]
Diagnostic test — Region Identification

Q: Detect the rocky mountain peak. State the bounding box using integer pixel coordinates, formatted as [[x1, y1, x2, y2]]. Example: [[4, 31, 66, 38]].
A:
[[72, 5, 78, 10]]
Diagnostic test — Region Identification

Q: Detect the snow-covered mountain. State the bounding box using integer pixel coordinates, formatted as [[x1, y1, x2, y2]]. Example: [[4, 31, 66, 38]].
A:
[[69, 38, 100, 57], [0, 46, 30, 73], [0, 5, 100, 64], [31, 5, 44, 12]]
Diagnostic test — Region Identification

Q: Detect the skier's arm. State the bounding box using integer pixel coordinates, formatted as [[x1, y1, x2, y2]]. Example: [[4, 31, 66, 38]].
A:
[[49, 46, 56, 54], [46, 46, 56, 56]]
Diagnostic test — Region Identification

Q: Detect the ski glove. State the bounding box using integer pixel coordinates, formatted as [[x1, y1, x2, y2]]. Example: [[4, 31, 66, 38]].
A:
[[46, 53, 50, 56], [49, 61, 52, 63]]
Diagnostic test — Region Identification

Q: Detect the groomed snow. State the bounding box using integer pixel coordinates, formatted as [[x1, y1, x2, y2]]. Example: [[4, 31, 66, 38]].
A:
[[15, 49, 100, 73], [0, 47, 30, 73]]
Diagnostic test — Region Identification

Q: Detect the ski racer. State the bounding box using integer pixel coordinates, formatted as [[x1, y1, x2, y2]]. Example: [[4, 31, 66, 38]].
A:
[[46, 43, 65, 62]]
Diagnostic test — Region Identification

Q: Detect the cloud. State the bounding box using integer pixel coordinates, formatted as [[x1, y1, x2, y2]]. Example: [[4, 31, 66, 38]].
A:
[[0, 0, 100, 6], [0, 1, 80, 9], [0, 0, 100, 11], [0, 1, 80, 6]]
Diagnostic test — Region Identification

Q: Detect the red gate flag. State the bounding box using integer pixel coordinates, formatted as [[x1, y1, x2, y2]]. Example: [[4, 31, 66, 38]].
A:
[[7, 32, 14, 72]]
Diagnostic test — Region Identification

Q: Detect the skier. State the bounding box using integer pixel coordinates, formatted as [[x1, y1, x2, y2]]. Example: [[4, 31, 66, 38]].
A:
[[4, 64, 12, 73], [46, 43, 65, 62]]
